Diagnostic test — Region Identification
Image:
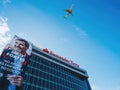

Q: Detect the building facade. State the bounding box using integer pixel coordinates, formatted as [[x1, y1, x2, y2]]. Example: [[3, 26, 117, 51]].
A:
[[22, 45, 92, 90]]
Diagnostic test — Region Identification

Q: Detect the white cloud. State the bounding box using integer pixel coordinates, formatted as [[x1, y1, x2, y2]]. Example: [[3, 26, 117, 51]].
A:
[[60, 37, 69, 43], [91, 84, 96, 90], [0, 16, 9, 34], [115, 85, 120, 90], [91, 84, 101, 90], [0, 0, 11, 5], [0, 16, 11, 54], [18, 32, 27, 38], [72, 25, 88, 38]]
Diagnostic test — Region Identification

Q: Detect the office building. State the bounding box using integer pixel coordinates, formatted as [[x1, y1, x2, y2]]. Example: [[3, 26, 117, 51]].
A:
[[22, 45, 92, 90]]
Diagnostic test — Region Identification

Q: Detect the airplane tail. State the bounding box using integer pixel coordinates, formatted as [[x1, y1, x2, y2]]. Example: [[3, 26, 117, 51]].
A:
[[64, 12, 69, 19]]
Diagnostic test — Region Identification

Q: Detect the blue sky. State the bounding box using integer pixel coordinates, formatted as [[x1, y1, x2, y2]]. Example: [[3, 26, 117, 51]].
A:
[[0, 0, 120, 90]]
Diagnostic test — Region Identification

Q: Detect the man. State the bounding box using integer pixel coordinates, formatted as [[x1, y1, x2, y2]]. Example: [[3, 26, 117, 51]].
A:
[[0, 38, 30, 90]]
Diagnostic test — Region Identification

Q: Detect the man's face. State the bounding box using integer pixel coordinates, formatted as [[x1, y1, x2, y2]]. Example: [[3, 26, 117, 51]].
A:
[[14, 40, 28, 54]]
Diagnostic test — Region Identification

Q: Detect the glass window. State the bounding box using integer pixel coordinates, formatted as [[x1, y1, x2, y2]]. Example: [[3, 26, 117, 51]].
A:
[[23, 54, 91, 90]]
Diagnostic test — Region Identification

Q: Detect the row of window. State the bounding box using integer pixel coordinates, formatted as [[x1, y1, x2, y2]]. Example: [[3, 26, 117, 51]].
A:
[[29, 55, 83, 80], [26, 72, 86, 89], [23, 75, 87, 90], [26, 65, 86, 88], [29, 56, 88, 87], [22, 53, 90, 90]]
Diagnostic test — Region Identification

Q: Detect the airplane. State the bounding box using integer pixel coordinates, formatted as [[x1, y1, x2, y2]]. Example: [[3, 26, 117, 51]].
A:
[[64, 4, 74, 19]]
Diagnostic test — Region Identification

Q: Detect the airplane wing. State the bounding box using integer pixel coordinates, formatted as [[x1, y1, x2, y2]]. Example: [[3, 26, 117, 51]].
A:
[[70, 4, 74, 10]]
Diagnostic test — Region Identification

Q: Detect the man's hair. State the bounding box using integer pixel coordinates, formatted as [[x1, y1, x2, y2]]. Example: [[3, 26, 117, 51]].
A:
[[16, 38, 29, 48]]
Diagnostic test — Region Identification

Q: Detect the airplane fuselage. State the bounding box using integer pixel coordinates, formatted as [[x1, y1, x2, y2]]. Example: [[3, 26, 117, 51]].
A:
[[66, 9, 72, 14]]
